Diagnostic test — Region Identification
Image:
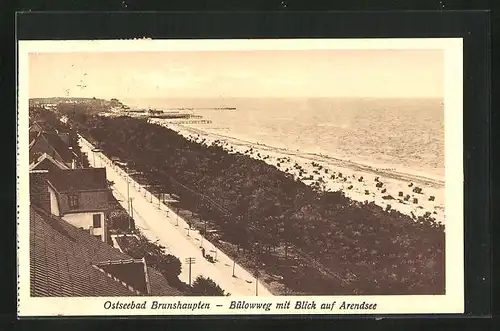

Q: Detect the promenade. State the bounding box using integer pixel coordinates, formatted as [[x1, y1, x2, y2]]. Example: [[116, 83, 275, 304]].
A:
[[79, 135, 273, 296]]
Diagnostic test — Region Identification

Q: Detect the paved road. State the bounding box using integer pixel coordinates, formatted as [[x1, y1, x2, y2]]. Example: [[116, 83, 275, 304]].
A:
[[79, 135, 272, 296]]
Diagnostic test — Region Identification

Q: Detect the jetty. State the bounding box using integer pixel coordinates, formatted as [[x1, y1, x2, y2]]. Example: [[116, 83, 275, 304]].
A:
[[169, 119, 212, 125], [165, 107, 236, 111]]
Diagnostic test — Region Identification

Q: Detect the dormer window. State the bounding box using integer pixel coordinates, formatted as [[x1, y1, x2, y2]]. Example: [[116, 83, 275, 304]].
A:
[[68, 194, 79, 209]]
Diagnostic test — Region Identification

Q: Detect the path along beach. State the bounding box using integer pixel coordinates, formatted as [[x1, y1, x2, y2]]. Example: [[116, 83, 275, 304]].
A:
[[79, 135, 273, 296]]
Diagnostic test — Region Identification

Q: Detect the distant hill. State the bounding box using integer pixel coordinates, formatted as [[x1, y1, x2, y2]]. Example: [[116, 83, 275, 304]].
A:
[[30, 97, 128, 112]]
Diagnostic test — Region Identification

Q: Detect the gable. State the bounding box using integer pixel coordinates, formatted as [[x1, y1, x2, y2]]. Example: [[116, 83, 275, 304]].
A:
[[96, 259, 149, 294], [30, 155, 69, 172], [30, 135, 65, 164]]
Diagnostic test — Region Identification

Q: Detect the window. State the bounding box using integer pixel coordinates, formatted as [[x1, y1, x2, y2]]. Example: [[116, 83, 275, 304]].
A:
[[68, 194, 79, 209], [93, 214, 102, 228]]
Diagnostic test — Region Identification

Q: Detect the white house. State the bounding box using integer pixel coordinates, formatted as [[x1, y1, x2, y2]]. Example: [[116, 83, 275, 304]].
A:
[[43, 168, 111, 243]]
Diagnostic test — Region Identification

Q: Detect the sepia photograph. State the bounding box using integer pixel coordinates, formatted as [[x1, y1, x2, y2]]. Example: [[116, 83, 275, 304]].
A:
[[17, 39, 464, 316]]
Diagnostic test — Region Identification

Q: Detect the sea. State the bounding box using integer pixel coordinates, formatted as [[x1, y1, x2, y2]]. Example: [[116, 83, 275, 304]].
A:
[[121, 97, 444, 180]]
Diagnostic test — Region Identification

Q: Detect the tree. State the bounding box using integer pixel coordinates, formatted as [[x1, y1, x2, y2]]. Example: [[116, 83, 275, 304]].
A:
[[80, 115, 446, 295], [119, 232, 183, 283], [108, 209, 134, 231], [190, 276, 228, 296], [156, 254, 182, 282]]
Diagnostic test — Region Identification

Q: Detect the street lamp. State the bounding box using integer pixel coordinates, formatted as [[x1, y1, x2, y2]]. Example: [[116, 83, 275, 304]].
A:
[[129, 197, 135, 230], [254, 270, 259, 296], [185, 227, 190, 237], [126, 179, 130, 215]]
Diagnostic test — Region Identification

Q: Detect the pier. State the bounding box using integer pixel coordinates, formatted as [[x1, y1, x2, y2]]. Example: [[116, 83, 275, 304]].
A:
[[167, 119, 213, 124]]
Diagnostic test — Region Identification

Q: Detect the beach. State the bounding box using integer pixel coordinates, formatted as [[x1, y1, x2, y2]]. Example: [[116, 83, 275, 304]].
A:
[[148, 118, 445, 225]]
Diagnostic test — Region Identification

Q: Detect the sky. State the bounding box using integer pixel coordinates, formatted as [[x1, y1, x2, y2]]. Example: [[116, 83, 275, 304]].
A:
[[29, 49, 444, 99]]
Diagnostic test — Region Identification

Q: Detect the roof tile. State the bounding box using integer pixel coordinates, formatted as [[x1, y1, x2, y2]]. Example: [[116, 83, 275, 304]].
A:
[[30, 205, 182, 297], [48, 168, 108, 192]]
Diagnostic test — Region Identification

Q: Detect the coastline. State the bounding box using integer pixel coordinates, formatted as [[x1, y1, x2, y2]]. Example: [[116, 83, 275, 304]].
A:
[[149, 119, 445, 224], [190, 126, 444, 186]]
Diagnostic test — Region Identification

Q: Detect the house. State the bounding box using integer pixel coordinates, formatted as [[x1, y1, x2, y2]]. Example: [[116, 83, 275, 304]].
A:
[[29, 131, 74, 167], [29, 153, 70, 172], [47, 168, 111, 243], [29, 121, 53, 135], [30, 204, 183, 296], [30, 168, 111, 243], [29, 119, 76, 166]]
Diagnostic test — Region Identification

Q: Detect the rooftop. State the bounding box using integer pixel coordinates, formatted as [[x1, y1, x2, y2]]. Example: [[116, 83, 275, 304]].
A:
[[95, 259, 149, 294], [30, 205, 183, 297], [43, 132, 74, 163], [29, 153, 70, 172], [29, 131, 74, 164], [29, 120, 55, 133]]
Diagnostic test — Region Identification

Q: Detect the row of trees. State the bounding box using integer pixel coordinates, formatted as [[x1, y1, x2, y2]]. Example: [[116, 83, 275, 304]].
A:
[[75, 115, 444, 295], [30, 106, 227, 296]]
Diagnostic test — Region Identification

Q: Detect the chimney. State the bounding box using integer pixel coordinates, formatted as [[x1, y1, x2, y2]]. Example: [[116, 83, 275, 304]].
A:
[[29, 170, 51, 212]]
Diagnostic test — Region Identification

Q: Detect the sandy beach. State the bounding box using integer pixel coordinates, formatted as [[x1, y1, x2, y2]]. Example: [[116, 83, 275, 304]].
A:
[[148, 119, 445, 225]]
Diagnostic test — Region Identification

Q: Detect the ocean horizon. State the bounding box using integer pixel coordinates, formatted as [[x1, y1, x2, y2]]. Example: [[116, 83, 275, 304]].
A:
[[121, 97, 444, 180]]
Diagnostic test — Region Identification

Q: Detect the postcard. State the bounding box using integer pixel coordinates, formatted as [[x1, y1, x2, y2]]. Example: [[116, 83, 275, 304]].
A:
[[17, 38, 464, 316]]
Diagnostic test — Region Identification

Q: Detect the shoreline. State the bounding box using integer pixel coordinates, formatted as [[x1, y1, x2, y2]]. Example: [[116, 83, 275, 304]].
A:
[[148, 119, 445, 224], [177, 123, 443, 186]]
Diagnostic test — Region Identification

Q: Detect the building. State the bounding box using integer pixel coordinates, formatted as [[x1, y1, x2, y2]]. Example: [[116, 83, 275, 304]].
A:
[[31, 168, 111, 243], [30, 204, 182, 296], [29, 119, 78, 167], [29, 121, 53, 135], [29, 130, 75, 167], [60, 115, 69, 124]]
